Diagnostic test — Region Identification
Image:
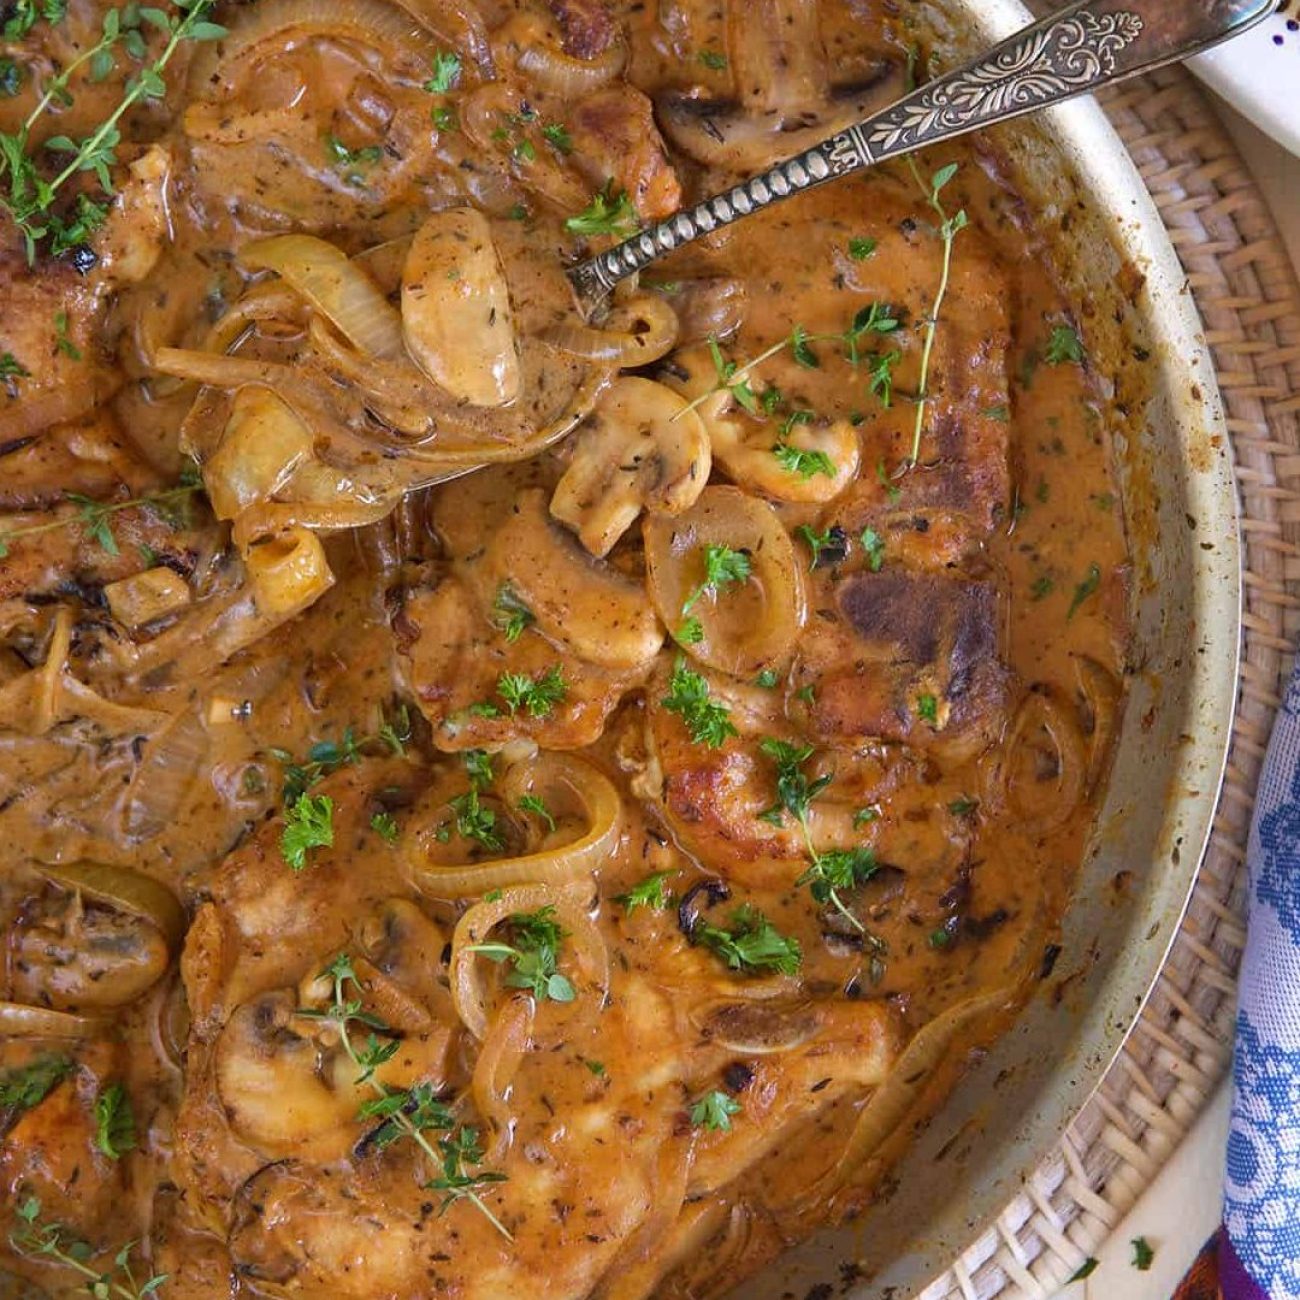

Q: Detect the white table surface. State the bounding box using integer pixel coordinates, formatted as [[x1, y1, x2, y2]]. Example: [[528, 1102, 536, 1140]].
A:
[[1053, 98, 1300, 1300]]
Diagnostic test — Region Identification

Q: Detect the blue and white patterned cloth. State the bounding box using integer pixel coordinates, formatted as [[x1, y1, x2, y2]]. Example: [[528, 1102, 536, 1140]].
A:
[[1223, 657, 1300, 1299]]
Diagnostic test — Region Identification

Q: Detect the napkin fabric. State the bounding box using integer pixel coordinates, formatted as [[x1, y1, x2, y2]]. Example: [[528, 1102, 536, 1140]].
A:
[[1222, 655, 1300, 1299]]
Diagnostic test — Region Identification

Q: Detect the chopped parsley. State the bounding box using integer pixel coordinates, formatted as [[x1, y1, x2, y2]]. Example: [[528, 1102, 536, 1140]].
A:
[[795, 524, 843, 571], [281, 793, 334, 870], [755, 669, 780, 689], [480, 665, 567, 718], [1044, 324, 1085, 366], [1067, 563, 1101, 620], [860, 527, 885, 572], [916, 693, 939, 724], [661, 657, 737, 748], [93, 1082, 136, 1160], [565, 182, 638, 237], [0, 1054, 72, 1120], [797, 846, 878, 909], [464, 748, 494, 787], [53, 310, 80, 360], [682, 543, 751, 615], [0, 351, 30, 380], [468, 906, 575, 1002], [616, 869, 677, 913], [1030, 575, 1055, 601], [448, 786, 502, 850], [323, 133, 383, 184], [773, 441, 835, 480], [424, 50, 462, 94], [541, 122, 572, 153], [758, 738, 830, 826], [698, 49, 727, 69], [676, 616, 704, 645], [693, 905, 802, 976], [691, 1089, 742, 1131], [1131, 1237, 1154, 1271], [848, 236, 878, 261], [1068, 1257, 1099, 1282], [493, 583, 535, 643], [852, 805, 880, 827], [948, 797, 978, 816], [370, 811, 400, 843], [517, 793, 555, 832]]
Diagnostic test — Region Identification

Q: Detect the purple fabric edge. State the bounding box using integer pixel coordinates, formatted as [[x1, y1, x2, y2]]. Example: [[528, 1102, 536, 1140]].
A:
[[1221, 1229, 1272, 1300]]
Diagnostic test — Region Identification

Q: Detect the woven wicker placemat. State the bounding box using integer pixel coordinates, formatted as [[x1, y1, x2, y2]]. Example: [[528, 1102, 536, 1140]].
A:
[[921, 65, 1300, 1300]]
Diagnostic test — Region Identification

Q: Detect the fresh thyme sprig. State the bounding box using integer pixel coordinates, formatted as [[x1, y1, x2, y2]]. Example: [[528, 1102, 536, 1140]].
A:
[[0, 0, 226, 261], [11, 1197, 168, 1299], [758, 738, 879, 931], [0, 475, 202, 560], [902, 160, 968, 469], [301, 954, 513, 1239]]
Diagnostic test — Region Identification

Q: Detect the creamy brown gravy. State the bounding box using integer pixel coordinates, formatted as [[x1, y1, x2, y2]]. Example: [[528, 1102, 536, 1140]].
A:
[[0, 0, 1128, 1294]]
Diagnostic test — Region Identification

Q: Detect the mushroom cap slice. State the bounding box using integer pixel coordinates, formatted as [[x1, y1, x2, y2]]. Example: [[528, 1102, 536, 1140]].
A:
[[401, 208, 521, 407], [485, 487, 663, 671], [551, 376, 711, 558]]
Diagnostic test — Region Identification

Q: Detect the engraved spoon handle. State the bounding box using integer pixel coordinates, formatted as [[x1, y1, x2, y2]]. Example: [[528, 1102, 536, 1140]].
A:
[[569, 0, 1272, 311]]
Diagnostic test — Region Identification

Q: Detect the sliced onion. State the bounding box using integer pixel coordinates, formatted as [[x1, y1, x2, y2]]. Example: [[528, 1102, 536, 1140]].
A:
[[828, 987, 1015, 1190], [450, 883, 608, 1042], [411, 754, 623, 898], [35, 861, 186, 951], [153, 347, 300, 389], [1075, 655, 1121, 792], [472, 992, 534, 1162], [122, 706, 210, 843], [393, 0, 494, 77], [241, 236, 404, 361], [494, 13, 627, 96], [543, 295, 679, 366], [188, 0, 460, 92], [983, 690, 1087, 837], [593, 1136, 694, 1299], [0, 1001, 109, 1038], [644, 485, 805, 677]]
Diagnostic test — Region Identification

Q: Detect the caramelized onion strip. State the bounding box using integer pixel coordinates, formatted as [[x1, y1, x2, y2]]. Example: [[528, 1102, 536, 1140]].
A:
[[493, 14, 627, 96], [827, 986, 1015, 1192], [0, 1001, 109, 1038], [240, 236, 405, 361], [411, 754, 622, 898], [450, 883, 608, 1042], [472, 992, 535, 1162], [644, 485, 805, 677], [543, 296, 679, 366], [983, 690, 1087, 836]]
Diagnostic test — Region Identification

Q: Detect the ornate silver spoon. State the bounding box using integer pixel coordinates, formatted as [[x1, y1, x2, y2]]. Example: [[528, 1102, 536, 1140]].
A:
[[567, 0, 1273, 314]]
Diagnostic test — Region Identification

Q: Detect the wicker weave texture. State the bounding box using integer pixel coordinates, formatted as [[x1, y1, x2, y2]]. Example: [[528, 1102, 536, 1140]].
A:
[[924, 66, 1300, 1300]]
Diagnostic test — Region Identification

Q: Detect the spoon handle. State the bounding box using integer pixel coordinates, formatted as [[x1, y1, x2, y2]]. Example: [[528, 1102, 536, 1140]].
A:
[[569, 0, 1272, 310]]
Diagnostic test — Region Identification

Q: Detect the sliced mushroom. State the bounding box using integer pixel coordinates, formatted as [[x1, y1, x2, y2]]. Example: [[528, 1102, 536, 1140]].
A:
[[215, 989, 364, 1161], [551, 377, 711, 558], [657, 48, 902, 172], [401, 208, 520, 407], [662, 346, 856, 504], [9, 884, 172, 1012], [695, 999, 823, 1054], [484, 487, 663, 671]]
